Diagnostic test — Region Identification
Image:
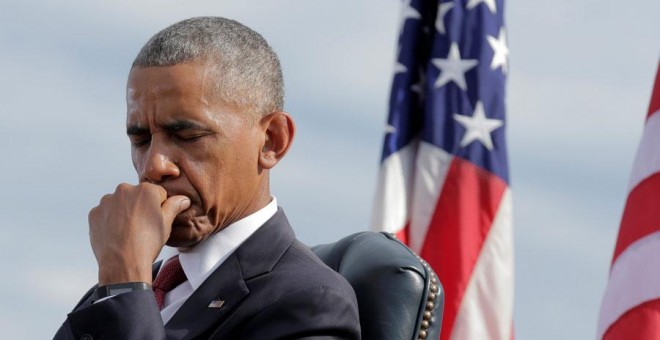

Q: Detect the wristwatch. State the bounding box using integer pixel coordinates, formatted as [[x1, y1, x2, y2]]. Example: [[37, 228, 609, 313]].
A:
[[93, 282, 152, 301]]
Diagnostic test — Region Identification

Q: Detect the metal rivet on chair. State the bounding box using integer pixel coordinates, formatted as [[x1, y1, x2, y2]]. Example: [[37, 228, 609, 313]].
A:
[[430, 276, 437, 284], [430, 284, 438, 293], [418, 330, 428, 339], [423, 311, 432, 320], [426, 301, 434, 310], [429, 292, 437, 301], [421, 320, 429, 329]]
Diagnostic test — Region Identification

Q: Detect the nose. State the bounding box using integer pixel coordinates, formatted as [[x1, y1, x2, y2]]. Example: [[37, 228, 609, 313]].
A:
[[139, 143, 180, 184]]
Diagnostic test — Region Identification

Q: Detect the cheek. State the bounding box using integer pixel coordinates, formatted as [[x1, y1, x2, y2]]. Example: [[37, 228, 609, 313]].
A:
[[185, 157, 225, 206], [131, 150, 144, 175]]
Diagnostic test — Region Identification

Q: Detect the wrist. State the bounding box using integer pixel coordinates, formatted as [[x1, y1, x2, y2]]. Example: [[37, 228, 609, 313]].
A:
[[93, 282, 152, 301], [98, 262, 153, 285]]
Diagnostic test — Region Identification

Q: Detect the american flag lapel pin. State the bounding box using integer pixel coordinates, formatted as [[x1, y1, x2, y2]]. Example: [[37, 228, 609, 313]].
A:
[[208, 299, 225, 309]]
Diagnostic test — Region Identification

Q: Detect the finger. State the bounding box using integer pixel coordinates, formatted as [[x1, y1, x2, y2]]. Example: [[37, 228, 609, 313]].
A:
[[140, 182, 168, 202], [161, 195, 191, 224]]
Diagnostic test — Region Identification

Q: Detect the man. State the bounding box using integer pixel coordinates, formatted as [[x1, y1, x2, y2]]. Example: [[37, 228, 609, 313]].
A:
[[55, 16, 360, 339]]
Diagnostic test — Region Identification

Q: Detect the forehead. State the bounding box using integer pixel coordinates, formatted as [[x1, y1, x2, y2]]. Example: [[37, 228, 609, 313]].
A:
[[128, 62, 211, 101], [126, 62, 222, 123]]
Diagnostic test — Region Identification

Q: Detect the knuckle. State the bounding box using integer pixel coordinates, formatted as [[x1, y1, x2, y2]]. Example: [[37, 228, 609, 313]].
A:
[[88, 207, 97, 220], [140, 182, 166, 197], [116, 183, 132, 193], [136, 182, 151, 189], [155, 185, 167, 197], [88, 207, 102, 230], [98, 193, 112, 204]]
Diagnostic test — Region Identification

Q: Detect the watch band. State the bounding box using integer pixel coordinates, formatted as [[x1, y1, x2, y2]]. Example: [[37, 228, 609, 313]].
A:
[[93, 282, 152, 301]]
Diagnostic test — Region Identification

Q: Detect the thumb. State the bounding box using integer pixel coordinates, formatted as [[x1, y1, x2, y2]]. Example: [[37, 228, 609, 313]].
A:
[[161, 195, 191, 224]]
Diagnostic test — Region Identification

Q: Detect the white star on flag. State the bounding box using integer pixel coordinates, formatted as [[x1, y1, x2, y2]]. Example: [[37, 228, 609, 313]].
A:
[[435, 2, 455, 35], [398, 0, 421, 34], [432, 43, 478, 90], [453, 101, 503, 150], [487, 28, 509, 73], [466, 0, 497, 13], [394, 46, 408, 75], [411, 67, 425, 93], [395, 62, 407, 75], [410, 67, 427, 104]]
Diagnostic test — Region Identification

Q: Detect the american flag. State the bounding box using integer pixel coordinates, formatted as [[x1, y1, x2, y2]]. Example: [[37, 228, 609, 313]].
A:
[[597, 61, 660, 339], [371, 0, 513, 339]]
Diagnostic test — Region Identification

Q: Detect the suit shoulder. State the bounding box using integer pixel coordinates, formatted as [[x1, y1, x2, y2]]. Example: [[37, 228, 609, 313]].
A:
[[257, 239, 356, 299], [238, 241, 361, 339]]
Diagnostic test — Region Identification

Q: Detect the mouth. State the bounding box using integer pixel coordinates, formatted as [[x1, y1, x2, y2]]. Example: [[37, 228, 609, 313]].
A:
[[165, 191, 198, 227], [172, 204, 199, 227], [161, 184, 202, 227]]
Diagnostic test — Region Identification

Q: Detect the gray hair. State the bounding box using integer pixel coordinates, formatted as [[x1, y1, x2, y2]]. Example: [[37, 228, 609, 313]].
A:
[[132, 16, 284, 117]]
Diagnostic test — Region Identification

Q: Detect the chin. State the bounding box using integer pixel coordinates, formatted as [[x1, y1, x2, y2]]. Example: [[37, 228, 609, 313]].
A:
[[166, 220, 214, 250], [166, 229, 198, 249], [165, 238, 194, 250]]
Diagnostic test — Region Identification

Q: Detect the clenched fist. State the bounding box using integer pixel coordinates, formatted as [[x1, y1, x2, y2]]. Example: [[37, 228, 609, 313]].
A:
[[89, 183, 190, 285]]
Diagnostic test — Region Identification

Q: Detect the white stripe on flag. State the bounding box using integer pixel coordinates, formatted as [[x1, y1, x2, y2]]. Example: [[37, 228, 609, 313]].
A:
[[409, 141, 453, 253], [628, 109, 660, 191], [451, 189, 514, 340], [597, 231, 660, 339], [371, 140, 418, 233]]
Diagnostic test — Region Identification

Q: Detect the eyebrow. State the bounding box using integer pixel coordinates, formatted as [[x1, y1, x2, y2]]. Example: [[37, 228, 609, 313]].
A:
[[126, 120, 209, 136], [126, 125, 148, 136]]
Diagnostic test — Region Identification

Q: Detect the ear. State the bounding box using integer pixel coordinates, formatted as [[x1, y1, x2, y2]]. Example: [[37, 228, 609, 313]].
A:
[[258, 111, 295, 170]]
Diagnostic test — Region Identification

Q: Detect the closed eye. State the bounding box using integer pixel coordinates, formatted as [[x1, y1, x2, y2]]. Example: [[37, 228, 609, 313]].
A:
[[172, 132, 209, 143], [127, 120, 214, 146], [127, 126, 151, 148], [131, 137, 151, 147], [163, 120, 213, 144]]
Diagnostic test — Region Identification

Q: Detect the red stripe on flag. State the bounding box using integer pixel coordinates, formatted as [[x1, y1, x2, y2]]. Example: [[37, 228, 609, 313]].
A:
[[603, 299, 660, 340], [396, 223, 409, 245], [612, 172, 660, 264], [420, 157, 507, 340], [646, 61, 660, 119]]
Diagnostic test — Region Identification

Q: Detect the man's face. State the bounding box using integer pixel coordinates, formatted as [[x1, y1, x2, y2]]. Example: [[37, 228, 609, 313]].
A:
[[126, 61, 270, 249]]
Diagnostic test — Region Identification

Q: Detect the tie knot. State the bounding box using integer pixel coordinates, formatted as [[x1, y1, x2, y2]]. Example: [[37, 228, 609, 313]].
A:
[[153, 255, 187, 309]]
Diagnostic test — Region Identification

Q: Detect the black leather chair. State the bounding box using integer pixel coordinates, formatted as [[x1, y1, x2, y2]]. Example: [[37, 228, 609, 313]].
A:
[[312, 232, 443, 340]]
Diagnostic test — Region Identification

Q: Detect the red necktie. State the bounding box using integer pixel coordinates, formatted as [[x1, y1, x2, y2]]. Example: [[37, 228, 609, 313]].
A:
[[152, 255, 187, 310]]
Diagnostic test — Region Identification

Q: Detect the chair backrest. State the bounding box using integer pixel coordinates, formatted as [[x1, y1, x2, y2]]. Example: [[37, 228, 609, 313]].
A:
[[312, 232, 443, 340]]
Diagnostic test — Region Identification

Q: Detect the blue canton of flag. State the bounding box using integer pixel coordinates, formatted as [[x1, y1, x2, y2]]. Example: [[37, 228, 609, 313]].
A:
[[382, 0, 509, 183]]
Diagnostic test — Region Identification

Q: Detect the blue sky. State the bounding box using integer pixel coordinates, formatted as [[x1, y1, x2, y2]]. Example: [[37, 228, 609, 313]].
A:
[[0, 1, 658, 339]]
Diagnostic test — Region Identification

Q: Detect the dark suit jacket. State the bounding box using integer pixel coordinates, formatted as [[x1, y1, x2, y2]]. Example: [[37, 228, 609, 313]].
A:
[[54, 209, 361, 339]]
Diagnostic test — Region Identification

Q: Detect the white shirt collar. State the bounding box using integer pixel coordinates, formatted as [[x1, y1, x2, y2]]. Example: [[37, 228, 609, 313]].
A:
[[160, 197, 278, 290]]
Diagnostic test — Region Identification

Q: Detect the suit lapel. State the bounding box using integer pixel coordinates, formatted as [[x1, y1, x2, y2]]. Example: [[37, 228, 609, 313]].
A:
[[233, 209, 296, 278], [165, 254, 249, 339], [164, 208, 295, 340]]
